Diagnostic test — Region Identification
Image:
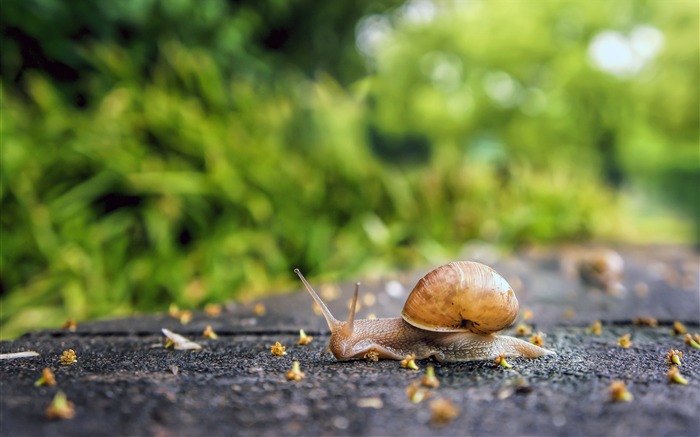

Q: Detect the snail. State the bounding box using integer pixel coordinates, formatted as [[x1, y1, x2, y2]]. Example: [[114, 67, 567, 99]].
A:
[[577, 249, 625, 294], [295, 261, 554, 362]]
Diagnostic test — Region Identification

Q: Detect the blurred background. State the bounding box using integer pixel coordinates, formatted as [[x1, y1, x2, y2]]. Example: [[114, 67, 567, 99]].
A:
[[1, 0, 698, 339]]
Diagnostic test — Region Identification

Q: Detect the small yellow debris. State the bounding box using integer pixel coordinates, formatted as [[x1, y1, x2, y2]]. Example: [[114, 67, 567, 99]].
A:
[[667, 366, 689, 385], [364, 350, 379, 362], [666, 348, 683, 366], [587, 321, 602, 335], [45, 391, 75, 420], [421, 366, 440, 388], [285, 361, 305, 381], [529, 332, 545, 347], [60, 349, 77, 365], [430, 398, 460, 426], [522, 308, 534, 321], [633, 317, 658, 327], [401, 354, 419, 370], [406, 382, 429, 403], [61, 319, 77, 332], [253, 302, 266, 317], [270, 341, 286, 356], [672, 321, 687, 336], [494, 354, 512, 369], [204, 303, 222, 317], [609, 380, 633, 402], [35, 368, 56, 387], [297, 329, 313, 345], [168, 304, 192, 324], [202, 325, 218, 339], [515, 323, 532, 337], [617, 334, 632, 349], [684, 333, 700, 349], [563, 307, 576, 320], [178, 310, 193, 325]]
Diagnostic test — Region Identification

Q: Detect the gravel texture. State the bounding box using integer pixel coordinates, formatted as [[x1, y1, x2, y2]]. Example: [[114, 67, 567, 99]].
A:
[[2, 244, 698, 436]]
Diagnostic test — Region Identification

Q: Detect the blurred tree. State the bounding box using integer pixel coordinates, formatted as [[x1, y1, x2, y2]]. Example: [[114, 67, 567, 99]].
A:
[[0, 0, 696, 338], [1, 0, 403, 106]]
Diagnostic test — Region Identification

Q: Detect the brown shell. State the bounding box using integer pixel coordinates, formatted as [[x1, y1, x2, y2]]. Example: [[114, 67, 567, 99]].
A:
[[401, 261, 518, 335]]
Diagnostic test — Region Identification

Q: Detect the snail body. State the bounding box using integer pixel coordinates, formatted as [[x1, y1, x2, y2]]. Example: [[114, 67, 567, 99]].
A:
[[295, 261, 554, 362]]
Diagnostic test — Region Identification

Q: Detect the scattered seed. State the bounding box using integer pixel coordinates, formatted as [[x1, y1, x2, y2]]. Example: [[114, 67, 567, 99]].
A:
[[421, 366, 440, 388], [666, 348, 683, 366], [494, 354, 512, 369], [179, 311, 192, 324], [45, 391, 75, 420], [667, 366, 689, 385], [515, 323, 532, 337], [672, 321, 687, 336], [609, 380, 633, 402], [522, 308, 534, 321], [297, 329, 313, 345], [529, 332, 545, 347], [204, 303, 222, 317], [168, 304, 192, 324], [34, 368, 56, 387], [684, 333, 700, 349], [633, 317, 658, 327], [430, 398, 459, 426], [586, 321, 602, 335], [253, 303, 266, 317], [401, 354, 419, 370], [60, 349, 77, 365], [405, 382, 429, 403], [364, 351, 379, 362], [61, 319, 77, 332], [285, 361, 305, 381], [202, 325, 218, 339], [270, 341, 286, 356], [617, 334, 632, 349]]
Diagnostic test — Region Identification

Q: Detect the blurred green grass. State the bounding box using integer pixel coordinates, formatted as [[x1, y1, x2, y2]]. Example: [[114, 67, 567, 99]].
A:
[[1, 0, 697, 338]]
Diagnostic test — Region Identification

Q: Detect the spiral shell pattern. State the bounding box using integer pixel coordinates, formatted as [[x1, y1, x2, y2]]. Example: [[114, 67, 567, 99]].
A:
[[401, 261, 518, 335]]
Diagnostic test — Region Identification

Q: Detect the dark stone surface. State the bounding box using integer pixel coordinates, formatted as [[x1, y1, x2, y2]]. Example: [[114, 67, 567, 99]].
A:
[[1, 245, 699, 436]]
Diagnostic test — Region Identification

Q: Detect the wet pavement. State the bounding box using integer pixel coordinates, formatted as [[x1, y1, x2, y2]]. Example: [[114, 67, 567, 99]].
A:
[[2, 244, 699, 436]]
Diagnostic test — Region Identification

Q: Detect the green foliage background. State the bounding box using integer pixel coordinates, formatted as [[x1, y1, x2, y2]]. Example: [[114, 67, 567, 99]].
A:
[[1, 0, 698, 338]]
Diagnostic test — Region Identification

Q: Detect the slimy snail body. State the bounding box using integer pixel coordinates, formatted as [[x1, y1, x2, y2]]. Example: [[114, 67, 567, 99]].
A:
[[295, 261, 554, 362]]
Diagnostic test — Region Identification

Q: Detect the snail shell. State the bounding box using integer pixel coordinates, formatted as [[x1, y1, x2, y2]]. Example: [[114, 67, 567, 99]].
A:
[[401, 261, 518, 335]]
